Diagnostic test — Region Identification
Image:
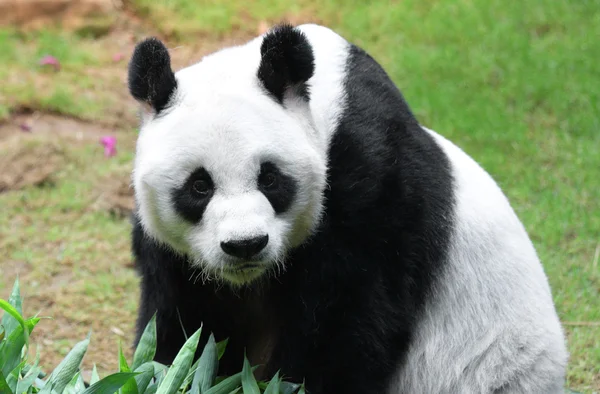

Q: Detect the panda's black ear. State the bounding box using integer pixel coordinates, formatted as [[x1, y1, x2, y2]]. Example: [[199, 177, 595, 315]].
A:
[[257, 24, 315, 104], [128, 37, 177, 114]]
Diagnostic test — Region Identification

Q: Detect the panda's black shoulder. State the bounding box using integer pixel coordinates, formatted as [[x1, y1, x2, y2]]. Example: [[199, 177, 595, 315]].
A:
[[324, 43, 454, 217], [308, 42, 455, 303]]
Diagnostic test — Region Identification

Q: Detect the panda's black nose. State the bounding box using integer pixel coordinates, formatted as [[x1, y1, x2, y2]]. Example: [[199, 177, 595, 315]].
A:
[[221, 235, 269, 260]]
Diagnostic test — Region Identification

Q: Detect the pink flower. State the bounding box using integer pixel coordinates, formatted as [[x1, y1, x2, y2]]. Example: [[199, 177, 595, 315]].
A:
[[100, 136, 117, 157], [112, 52, 125, 63], [39, 55, 60, 71]]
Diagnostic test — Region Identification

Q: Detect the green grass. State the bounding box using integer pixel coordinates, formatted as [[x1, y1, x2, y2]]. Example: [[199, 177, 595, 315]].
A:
[[0, 0, 598, 391]]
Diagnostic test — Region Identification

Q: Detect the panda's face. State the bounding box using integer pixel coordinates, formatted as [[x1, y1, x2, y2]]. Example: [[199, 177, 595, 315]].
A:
[[130, 30, 326, 286]]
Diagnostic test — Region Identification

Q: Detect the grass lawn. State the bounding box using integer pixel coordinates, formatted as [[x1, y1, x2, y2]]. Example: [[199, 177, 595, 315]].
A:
[[0, 0, 598, 391]]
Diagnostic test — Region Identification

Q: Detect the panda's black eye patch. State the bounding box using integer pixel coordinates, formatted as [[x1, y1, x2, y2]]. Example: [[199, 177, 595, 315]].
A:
[[258, 162, 296, 214], [172, 168, 214, 223]]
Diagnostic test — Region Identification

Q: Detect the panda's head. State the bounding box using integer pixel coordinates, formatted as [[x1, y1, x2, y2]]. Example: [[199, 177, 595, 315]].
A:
[[128, 25, 328, 286]]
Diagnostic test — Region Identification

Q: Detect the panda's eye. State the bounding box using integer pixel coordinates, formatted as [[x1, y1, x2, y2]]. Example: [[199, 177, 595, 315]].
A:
[[191, 179, 211, 197], [259, 172, 278, 190]]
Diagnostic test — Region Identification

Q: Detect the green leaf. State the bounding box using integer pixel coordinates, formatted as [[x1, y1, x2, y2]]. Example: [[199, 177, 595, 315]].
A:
[[0, 325, 5, 342], [17, 365, 41, 394], [0, 324, 26, 377], [191, 334, 218, 394], [119, 341, 131, 372], [0, 299, 25, 334], [119, 341, 138, 394], [145, 383, 158, 394], [132, 362, 154, 394], [43, 334, 90, 393], [241, 354, 260, 394], [216, 339, 228, 361], [81, 372, 139, 394], [262, 371, 280, 394], [1, 279, 22, 338], [203, 368, 256, 394], [228, 389, 241, 394], [0, 317, 39, 378], [297, 382, 306, 394], [0, 370, 13, 394], [63, 371, 86, 394], [90, 364, 100, 385], [6, 366, 19, 394], [155, 327, 202, 394], [202, 372, 243, 394], [132, 314, 157, 371], [0, 299, 28, 351]]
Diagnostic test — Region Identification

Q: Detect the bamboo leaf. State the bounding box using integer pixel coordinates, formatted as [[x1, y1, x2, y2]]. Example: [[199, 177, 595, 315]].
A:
[[16, 365, 41, 394], [241, 354, 260, 394], [90, 364, 101, 385], [0, 370, 12, 394], [191, 333, 218, 394], [132, 314, 157, 371], [1, 279, 22, 338], [81, 372, 139, 394], [133, 361, 154, 394], [263, 371, 280, 394], [155, 327, 202, 394], [43, 334, 90, 393], [216, 338, 228, 361], [119, 341, 139, 394]]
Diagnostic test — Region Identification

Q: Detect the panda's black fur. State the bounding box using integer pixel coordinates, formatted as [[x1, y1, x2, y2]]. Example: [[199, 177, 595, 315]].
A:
[[131, 25, 454, 393]]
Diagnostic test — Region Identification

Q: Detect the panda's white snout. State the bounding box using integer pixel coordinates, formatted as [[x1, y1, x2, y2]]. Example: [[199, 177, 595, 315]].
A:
[[220, 234, 269, 260]]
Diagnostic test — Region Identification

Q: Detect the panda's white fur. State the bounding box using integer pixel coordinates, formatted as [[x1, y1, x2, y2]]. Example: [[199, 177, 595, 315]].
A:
[[390, 128, 568, 393], [129, 23, 568, 393]]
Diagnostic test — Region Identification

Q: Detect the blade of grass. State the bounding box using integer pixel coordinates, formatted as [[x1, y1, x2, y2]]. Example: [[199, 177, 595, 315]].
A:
[[132, 313, 157, 370], [155, 326, 202, 394]]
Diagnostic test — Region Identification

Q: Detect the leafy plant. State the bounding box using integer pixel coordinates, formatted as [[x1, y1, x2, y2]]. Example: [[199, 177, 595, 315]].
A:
[[0, 278, 305, 394]]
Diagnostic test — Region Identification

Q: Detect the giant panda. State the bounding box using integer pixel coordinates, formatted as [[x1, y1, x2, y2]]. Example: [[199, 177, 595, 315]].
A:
[[127, 23, 568, 393]]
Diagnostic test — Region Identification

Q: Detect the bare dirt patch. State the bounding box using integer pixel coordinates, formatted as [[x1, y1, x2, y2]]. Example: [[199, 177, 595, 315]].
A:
[[0, 133, 67, 192], [92, 168, 135, 219], [0, 0, 117, 31]]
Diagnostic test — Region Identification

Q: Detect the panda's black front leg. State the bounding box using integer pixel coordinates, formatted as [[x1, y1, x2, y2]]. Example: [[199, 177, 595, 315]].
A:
[[268, 274, 407, 394]]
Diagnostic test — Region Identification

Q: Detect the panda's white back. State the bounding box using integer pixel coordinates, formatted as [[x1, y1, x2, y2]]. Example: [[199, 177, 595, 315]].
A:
[[298, 24, 568, 393], [389, 128, 568, 393]]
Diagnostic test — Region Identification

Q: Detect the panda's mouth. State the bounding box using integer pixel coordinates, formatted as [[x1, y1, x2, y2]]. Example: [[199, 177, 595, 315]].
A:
[[220, 263, 266, 285], [225, 263, 261, 272]]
